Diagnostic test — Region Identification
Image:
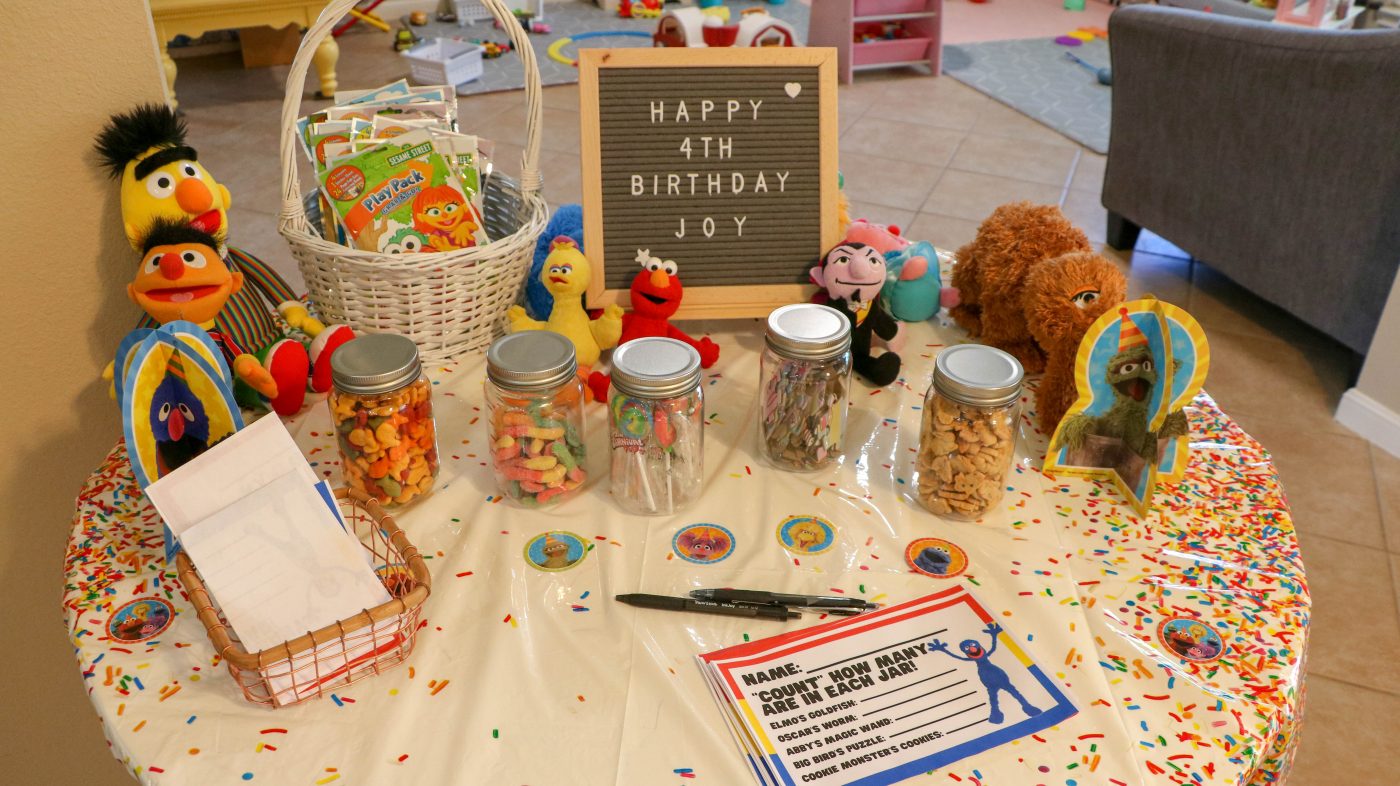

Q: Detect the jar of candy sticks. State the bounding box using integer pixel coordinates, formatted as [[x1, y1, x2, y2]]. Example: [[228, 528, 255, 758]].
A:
[[609, 338, 704, 515], [485, 332, 588, 507], [329, 333, 439, 507], [759, 304, 853, 471]]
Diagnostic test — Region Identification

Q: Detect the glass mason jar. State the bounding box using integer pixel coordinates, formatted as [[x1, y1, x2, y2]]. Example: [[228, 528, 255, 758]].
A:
[[916, 344, 1024, 520], [759, 304, 853, 471], [484, 331, 587, 507], [329, 333, 439, 507], [609, 337, 704, 515]]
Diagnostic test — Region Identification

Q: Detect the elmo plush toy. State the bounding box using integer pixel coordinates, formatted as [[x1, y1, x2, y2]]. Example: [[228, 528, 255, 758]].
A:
[[586, 250, 719, 400]]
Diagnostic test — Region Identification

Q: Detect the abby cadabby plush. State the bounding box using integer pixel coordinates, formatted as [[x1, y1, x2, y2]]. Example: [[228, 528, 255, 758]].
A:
[[809, 242, 902, 386]]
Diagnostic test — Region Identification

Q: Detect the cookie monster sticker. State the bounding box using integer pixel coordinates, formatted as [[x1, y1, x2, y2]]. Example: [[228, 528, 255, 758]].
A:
[[672, 524, 735, 565], [776, 515, 835, 556], [107, 598, 174, 643], [525, 531, 588, 572], [1157, 617, 1226, 663], [905, 537, 968, 578]]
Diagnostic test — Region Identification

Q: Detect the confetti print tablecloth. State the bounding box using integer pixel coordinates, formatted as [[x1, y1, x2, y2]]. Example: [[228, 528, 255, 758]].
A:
[[64, 318, 1310, 786]]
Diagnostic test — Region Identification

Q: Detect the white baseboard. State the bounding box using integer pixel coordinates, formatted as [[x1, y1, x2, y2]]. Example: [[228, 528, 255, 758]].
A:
[[1335, 388, 1400, 459]]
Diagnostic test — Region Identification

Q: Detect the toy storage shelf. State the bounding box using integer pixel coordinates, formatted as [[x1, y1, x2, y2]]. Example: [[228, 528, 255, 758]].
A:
[[808, 0, 942, 84]]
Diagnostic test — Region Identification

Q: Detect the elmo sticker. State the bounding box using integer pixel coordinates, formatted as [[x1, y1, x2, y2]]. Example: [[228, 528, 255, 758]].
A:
[[107, 598, 174, 643], [1157, 617, 1226, 663], [904, 537, 968, 578], [672, 523, 735, 565]]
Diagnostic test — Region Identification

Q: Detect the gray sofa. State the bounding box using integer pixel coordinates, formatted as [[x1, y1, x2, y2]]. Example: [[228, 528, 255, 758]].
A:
[[1103, 6, 1400, 353]]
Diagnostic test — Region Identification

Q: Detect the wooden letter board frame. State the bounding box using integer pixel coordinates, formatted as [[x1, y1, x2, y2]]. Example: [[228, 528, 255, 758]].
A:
[[579, 47, 839, 319]]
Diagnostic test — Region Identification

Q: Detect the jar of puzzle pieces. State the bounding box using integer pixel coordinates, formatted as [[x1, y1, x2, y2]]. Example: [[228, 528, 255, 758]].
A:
[[916, 344, 1024, 519], [485, 331, 587, 508], [760, 303, 853, 471], [329, 333, 439, 507], [609, 337, 704, 515]]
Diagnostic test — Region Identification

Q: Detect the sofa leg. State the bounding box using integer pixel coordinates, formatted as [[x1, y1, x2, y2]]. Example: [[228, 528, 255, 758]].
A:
[[1106, 211, 1142, 251]]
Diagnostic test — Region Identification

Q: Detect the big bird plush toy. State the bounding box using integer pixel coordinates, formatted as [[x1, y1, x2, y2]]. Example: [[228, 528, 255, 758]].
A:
[[96, 105, 353, 415], [507, 237, 624, 369]]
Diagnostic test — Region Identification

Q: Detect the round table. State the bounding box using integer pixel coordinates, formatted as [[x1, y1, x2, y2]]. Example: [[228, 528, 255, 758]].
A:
[[64, 317, 1309, 785]]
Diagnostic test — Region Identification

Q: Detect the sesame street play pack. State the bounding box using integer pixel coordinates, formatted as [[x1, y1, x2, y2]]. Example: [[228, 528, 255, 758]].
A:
[[1044, 297, 1209, 515]]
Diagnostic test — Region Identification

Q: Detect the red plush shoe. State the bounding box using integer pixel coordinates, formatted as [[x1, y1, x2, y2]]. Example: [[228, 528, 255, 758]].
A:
[[587, 371, 611, 403], [309, 324, 355, 393], [265, 339, 310, 416]]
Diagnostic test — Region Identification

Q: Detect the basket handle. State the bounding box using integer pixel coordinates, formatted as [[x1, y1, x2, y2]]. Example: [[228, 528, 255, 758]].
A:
[[278, 0, 544, 226]]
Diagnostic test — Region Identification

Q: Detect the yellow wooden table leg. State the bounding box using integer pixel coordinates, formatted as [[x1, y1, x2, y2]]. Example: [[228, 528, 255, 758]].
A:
[[313, 34, 339, 98], [161, 41, 179, 108]]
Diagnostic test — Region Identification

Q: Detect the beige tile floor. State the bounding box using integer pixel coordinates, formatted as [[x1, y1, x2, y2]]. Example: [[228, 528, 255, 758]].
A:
[[54, 35, 1400, 785]]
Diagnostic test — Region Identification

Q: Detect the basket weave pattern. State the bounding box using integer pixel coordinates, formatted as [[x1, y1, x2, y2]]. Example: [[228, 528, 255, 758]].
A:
[[278, 0, 548, 361]]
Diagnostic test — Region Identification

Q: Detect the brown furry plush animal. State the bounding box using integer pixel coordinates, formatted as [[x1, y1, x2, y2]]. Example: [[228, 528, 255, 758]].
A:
[[951, 202, 1093, 373], [1024, 252, 1127, 433], [951, 203, 1127, 433]]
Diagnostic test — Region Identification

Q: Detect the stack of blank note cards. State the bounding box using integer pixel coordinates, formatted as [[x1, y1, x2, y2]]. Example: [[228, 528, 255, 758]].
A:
[[147, 415, 391, 655]]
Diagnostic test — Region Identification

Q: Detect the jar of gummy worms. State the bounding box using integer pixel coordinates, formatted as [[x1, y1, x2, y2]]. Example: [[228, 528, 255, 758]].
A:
[[484, 331, 588, 507], [329, 333, 439, 507], [609, 337, 704, 516], [759, 303, 853, 471]]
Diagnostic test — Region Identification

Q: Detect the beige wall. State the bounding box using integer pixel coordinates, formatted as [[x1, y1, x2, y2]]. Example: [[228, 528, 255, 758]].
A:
[[0, 2, 167, 783], [1356, 273, 1400, 414]]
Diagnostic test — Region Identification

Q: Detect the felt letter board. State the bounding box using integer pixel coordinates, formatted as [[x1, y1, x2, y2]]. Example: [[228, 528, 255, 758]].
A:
[[579, 48, 838, 319]]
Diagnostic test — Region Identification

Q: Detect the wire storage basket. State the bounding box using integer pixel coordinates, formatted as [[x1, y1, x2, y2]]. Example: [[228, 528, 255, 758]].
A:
[[175, 488, 432, 708], [277, 0, 548, 362]]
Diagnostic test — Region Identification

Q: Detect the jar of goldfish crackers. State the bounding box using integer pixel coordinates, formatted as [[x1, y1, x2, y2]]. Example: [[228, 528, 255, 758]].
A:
[[329, 333, 439, 507]]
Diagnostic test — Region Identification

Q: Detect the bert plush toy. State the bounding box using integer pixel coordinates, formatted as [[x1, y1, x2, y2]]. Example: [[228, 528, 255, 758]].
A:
[[96, 104, 353, 414]]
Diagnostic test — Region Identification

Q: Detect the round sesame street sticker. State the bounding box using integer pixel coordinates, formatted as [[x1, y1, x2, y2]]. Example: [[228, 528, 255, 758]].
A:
[[524, 531, 588, 572], [904, 537, 968, 578], [107, 598, 174, 643], [776, 515, 836, 556], [1157, 617, 1226, 663], [672, 524, 735, 565]]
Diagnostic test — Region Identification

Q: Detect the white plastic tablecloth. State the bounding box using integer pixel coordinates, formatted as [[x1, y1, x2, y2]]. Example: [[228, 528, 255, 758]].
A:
[[64, 317, 1310, 786]]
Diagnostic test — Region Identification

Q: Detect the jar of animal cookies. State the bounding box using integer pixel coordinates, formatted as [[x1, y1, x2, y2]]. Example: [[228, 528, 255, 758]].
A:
[[609, 337, 704, 516], [916, 345, 1023, 519], [760, 304, 853, 471], [329, 333, 439, 507], [485, 331, 588, 507]]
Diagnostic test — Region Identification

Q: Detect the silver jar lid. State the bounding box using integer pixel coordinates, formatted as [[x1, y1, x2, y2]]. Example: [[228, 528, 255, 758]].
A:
[[765, 303, 851, 361], [932, 344, 1024, 407], [486, 331, 578, 392], [330, 333, 423, 395], [611, 337, 703, 399]]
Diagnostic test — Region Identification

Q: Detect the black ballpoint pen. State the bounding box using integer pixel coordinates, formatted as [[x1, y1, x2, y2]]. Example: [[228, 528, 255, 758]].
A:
[[689, 588, 876, 610], [616, 594, 800, 621]]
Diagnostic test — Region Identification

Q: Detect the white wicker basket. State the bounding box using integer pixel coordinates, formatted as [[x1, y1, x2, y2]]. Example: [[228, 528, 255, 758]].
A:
[[278, 0, 548, 362]]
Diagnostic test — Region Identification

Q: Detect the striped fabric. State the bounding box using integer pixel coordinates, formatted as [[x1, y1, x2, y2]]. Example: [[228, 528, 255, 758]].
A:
[[135, 247, 299, 366]]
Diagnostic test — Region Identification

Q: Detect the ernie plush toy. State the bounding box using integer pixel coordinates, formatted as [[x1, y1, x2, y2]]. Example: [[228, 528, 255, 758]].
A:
[[96, 104, 353, 415], [586, 250, 720, 401]]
